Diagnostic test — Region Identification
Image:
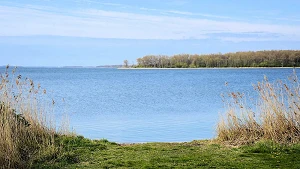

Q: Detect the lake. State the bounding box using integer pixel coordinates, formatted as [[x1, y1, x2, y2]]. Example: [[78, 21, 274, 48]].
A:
[[8, 67, 299, 143]]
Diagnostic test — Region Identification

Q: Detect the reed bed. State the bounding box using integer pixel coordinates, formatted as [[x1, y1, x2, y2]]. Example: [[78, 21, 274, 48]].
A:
[[217, 71, 300, 145], [0, 66, 62, 168]]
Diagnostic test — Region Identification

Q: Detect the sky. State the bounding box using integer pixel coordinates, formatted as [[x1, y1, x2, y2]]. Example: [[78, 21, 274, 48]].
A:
[[1, 0, 300, 66]]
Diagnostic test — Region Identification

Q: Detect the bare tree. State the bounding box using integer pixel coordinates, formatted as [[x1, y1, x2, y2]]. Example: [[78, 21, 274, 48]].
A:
[[123, 60, 129, 68]]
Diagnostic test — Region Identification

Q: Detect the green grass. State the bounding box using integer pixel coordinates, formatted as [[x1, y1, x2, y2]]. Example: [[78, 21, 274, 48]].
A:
[[32, 136, 300, 169]]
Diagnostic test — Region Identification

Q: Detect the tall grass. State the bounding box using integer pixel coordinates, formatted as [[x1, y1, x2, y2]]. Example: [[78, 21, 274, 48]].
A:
[[0, 66, 62, 168], [217, 71, 300, 145]]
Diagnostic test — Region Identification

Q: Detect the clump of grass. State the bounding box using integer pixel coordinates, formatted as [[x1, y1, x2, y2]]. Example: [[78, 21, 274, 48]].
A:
[[217, 71, 300, 145], [0, 66, 65, 168]]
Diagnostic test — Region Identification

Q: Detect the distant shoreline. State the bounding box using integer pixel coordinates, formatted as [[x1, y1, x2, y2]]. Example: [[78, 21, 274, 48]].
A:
[[2, 66, 299, 69], [118, 67, 300, 70]]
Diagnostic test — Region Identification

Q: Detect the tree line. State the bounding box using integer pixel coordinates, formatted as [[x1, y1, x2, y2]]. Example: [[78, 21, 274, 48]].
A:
[[130, 50, 300, 68]]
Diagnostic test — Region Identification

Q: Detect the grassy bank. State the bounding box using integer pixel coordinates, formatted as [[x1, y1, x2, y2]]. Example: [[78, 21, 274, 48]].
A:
[[33, 136, 300, 168]]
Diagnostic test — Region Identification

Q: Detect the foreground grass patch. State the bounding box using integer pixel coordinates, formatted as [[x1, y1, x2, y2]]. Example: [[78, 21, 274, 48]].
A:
[[32, 137, 300, 168]]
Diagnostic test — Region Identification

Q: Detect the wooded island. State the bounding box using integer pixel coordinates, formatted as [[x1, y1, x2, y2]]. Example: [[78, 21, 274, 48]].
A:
[[130, 50, 300, 68]]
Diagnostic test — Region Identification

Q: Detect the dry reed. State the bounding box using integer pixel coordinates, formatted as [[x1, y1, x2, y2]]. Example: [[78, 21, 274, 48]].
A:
[[217, 71, 300, 145], [0, 66, 60, 168]]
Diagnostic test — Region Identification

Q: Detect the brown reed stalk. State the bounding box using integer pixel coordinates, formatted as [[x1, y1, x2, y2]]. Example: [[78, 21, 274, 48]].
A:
[[217, 71, 300, 145], [0, 66, 61, 168]]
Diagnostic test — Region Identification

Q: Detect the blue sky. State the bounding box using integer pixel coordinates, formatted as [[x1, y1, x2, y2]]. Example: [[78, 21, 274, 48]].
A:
[[1, 0, 300, 66]]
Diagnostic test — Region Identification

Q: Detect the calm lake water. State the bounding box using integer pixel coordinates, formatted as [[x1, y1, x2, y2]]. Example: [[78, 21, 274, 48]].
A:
[[6, 68, 299, 143]]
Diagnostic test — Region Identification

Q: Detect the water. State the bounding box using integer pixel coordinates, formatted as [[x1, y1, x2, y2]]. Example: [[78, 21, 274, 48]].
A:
[[4, 67, 298, 143]]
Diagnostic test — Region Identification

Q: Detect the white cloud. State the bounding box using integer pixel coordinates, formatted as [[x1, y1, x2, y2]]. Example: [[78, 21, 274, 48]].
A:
[[139, 7, 158, 11], [166, 10, 231, 19], [74, 0, 123, 6], [273, 17, 300, 22], [219, 37, 278, 42], [1, 5, 300, 41]]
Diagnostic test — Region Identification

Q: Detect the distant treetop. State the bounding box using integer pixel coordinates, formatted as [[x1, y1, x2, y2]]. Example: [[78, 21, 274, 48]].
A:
[[133, 50, 300, 68]]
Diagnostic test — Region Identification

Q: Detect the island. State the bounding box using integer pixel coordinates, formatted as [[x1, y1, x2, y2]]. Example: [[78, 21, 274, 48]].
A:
[[123, 50, 300, 68]]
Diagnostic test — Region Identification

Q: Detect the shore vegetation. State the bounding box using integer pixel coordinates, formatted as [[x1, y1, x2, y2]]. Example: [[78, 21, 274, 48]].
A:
[[0, 66, 73, 168], [218, 71, 300, 145], [132, 50, 300, 68]]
